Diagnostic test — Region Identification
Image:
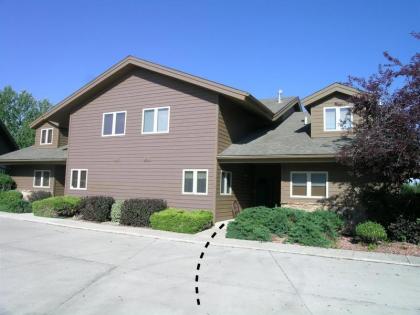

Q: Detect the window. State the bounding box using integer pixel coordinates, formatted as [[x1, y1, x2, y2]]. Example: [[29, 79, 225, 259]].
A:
[[220, 171, 232, 195], [40, 128, 53, 145], [291, 172, 328, 198], [142, 107, 170, 134], [33, 170, 50, 188], [102, 111, 126, 136], [70, 169, 88, 190], [182, 169, 208, 195], [324, 106, 352, 131]]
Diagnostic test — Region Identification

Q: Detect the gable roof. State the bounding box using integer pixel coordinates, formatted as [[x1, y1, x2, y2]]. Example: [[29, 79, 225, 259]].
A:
[[0, 145, 67, 164], [31, 56, 277, 128], [0, 119, 18, 150], [219, 112, 350, 159], [259, 96, 302, 120], [302, 82, 360, 109]]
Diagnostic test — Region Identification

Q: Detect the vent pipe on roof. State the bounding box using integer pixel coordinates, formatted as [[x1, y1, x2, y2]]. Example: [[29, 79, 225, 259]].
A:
[[278, 89, 283, 103]]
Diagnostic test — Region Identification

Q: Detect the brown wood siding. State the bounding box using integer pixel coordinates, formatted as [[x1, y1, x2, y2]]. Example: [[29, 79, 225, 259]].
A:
[[310, 92, 356, 138], [65, 68, 218, 211], [34, 122, 60, 148], [58, 128, 68, 147], [281, 163, 350, 204], [9, 165, 55, 194]]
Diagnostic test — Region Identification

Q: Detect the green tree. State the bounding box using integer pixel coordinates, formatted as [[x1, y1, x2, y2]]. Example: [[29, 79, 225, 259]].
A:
[[0, 86, 52, 148]]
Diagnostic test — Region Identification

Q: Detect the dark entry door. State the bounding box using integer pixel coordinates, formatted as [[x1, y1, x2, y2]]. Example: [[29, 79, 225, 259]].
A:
[[255, 177, 279, 208]]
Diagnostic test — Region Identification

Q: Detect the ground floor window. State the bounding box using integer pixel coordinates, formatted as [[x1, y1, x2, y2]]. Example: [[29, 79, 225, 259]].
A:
[[70, 169, 88, 190], [220, 170, 232, 195], [291, 171, 328, 198], [182, 169, 208, 195], [33, 170, 50, 188]]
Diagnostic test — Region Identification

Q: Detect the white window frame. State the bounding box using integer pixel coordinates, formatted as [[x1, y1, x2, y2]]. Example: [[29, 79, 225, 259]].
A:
[[70, 169, 88, 190], [290, 171, 328, 198], [40, 128, 53, 145], [102, 111, 127, 137], [220, 170, 232, 195], [33, 170, 51, 188], [141, 106, 170, 134], [182, 169, 208, 195], [323, 106, 353, 131]]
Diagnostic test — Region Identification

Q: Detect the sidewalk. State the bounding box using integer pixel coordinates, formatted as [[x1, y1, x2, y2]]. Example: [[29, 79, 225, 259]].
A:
[[1, 212, 419, 267]]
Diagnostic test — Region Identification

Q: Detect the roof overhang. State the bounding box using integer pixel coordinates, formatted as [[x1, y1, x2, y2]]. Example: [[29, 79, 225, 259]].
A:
[[302, 83, 360, 110], [0, 159, 66, 165], [31, 56, 272, 128], [217, 154, 337, 163]]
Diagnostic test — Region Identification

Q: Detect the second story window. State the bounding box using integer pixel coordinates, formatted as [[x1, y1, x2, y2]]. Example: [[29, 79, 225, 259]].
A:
[[102, 111, 126, 136], [142, 107, 170, 134], [40, 128, 53, 145], [324, 106, 352, 131]]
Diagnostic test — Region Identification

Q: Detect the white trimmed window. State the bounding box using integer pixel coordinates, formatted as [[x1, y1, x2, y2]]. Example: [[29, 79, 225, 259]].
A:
[[70, 169, 88, 190], [102, 111, 126, 136], [33, 170, 50, 188], [182, 169, 208, 195], [220, 171, 232, 195], [324, 106, 352, 131], [142, 107, 170, 134], [40, 128, 53, 145], [291, 172, 328, 198]]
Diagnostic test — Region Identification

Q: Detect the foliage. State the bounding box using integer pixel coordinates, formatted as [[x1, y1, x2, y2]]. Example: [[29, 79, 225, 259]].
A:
[[0, 190, 31, 213], [355, 221, 387, 244], [79, 196, 115, 222], [32, 196, 81, 217], [388, 216, 420, 244], [150, 208, 213, 234], [0, 86, 52, 148], [111, 200, 124, 223], [28, 190, 52, 202], [0, 173, 15, 191], [226, 207, 343, 247], [120, 199, 167, 227]]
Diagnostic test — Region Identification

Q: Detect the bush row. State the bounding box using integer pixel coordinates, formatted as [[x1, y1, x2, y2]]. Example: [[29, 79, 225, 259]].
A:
[[0, 173, 15, 191], [0, 190, 31, 213]]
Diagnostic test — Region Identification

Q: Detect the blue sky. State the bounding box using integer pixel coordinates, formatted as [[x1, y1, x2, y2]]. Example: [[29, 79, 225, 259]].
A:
[[0, 0, 418, 104]]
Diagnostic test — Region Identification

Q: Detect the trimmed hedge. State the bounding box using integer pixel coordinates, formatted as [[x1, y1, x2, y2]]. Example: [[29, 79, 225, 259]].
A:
[[120, 199, 167, 227], [111, 200, 124, 223], [79, 196, 115, 222], [150, 208, 213, 234], [0, 190, 31, 213], [28, 191, 52, 203], [356, 221, 387, 244], [32, 196, 81, 217], [0, 173, 15, 191]]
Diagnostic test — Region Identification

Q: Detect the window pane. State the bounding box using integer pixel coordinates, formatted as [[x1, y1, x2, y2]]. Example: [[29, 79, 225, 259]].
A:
[[34, 171, 42, 186], [115, 112, 126, 135], [226, 172, 232, 194], [292, 173, 307, 186], [157, 108, 169, 132], [311, 173, 326, 186], [325, 108, 336, 130], [340, 108, 352, 129], [47, 129, 52, 143], [103, 114, 114, 135], [311, 186, 326, 197], [72, 170, 79, 188], [79, 171, 87, 189], [143, 110, 155, 133], [184, 171, 194, 193], [221, 172, 226, 194], [292, 185, 307, 196], [43, 171, 50, 187], [41, 130, 46, 144], [197, 171, 207, 193]]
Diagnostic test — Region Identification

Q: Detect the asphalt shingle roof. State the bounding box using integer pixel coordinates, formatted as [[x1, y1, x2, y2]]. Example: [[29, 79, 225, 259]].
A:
[[0, 145, 67, 162], [219, 112, 350, 157], [259, 96, 297, 114]]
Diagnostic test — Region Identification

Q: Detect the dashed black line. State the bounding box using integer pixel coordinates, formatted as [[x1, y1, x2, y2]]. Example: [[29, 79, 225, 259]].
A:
[[195, 223, 226, 306]]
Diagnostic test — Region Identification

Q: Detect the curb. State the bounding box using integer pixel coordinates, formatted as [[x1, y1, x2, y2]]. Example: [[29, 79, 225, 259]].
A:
[[1, 213, 419, 268]]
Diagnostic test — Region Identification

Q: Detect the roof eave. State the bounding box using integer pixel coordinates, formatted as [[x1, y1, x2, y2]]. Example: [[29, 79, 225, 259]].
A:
[[302, 83, 361, 109]]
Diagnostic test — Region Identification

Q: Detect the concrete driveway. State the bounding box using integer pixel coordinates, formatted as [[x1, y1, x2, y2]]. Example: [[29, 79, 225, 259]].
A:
[[1, 217, 419, 315]]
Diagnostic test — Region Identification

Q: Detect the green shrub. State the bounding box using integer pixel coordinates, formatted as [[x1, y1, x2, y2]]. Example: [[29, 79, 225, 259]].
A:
[[388, 216, 420, 244], [235, 207, 291, 236], [0, 173, 15, 191], [79, 196, 115, 222], [120, 199, 167, 227], [150, 208, 213, 234], [226, 220, 271, 241], [356, 221, 387, 243], [111, 200, 123, 223], [32, 196, 81, 217], [287, 217, 332, 247], [0, 190, 31, 213], [28, 191, 52, 202]]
